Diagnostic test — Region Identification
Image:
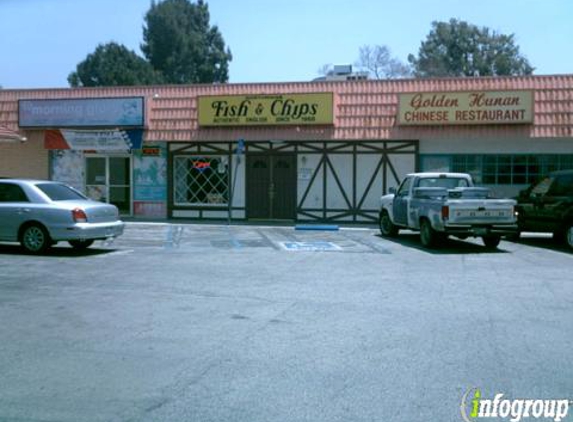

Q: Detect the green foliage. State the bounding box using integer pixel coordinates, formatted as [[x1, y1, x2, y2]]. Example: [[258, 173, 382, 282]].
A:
[[68, 0, 231, 87], [68, 42, 163, 87], [408, 19, 534, 77], [141, 0, 232, 84]]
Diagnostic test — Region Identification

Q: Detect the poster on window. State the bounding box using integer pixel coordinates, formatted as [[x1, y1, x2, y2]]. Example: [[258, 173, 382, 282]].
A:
[[133, 144, 167, 201]]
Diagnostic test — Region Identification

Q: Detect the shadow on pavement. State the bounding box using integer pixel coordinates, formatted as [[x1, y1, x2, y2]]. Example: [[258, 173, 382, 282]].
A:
[[376, 233, 510, 254], [508, 235, 572, 255], [0, 243, 117, 258]]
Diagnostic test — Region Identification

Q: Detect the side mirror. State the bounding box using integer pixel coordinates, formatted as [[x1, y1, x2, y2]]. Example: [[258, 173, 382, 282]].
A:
[[389, 187, 396, 195]]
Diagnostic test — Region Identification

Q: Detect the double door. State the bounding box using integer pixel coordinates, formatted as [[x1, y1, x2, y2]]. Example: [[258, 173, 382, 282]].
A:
[[246, 153, 297, 220], [86, 156, 131, 215]]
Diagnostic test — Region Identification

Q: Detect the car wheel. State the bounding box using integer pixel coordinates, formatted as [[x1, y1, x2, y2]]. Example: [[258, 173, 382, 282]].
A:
[[379, 210, 398, 237], [482, 235, 501, 249], [68, 239, 95, 250], [20, 224, 51, 254], [565, 224, 573, 250], [420, 219, 437, 248]]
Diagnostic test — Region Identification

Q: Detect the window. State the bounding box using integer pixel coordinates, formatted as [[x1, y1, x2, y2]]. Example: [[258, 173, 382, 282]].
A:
[[548, 174, 573, 196], [174, 156, 229, 205], [448, 154, 573, 185], [452, 155, 481, 183], [0, 183, 29, 202], [417, 177, 469, 188], [36, 183, 87, 201], [531, 177, 553, 196], [396, 177, 413, 196]]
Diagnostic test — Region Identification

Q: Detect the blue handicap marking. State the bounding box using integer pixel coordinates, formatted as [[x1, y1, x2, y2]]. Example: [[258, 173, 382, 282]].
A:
[[281, 241, 341, 251]]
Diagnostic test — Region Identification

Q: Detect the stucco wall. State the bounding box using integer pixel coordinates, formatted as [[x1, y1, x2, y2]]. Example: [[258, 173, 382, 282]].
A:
[[0, 132, 48, 178]]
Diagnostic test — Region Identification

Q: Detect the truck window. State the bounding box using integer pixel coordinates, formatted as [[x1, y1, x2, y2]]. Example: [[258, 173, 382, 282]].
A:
[[530, 177, 554, 196], [548, 175, 573, 196], [417, 178, 469, 189], [396, 177, 413, 196]]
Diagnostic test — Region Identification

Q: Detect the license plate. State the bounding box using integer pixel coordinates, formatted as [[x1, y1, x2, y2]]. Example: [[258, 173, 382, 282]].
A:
[[474, 228, 488, 236], [455, 210, 508, 218]]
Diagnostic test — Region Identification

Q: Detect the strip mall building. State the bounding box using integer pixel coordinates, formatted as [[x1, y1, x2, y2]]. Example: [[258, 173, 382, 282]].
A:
[[0, 75, 571, 223]]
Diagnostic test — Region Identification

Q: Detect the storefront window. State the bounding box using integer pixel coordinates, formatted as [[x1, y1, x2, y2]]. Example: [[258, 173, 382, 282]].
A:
[[423, 154, 573, 186], [446, 154, 573, 185], [452, 155, 482, 183], [174, 156, 229, 206]]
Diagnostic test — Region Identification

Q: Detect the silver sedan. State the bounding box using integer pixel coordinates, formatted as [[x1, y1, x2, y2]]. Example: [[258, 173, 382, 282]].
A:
[[0, 179, 124, 253]]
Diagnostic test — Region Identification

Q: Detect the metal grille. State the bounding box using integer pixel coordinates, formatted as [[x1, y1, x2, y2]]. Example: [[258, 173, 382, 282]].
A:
[[174, 156, 229, 205]]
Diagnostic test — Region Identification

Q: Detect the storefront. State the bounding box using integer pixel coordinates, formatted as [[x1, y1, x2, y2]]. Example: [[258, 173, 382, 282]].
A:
[[17, 97, 147, 216], [0, 74, 571, 223]]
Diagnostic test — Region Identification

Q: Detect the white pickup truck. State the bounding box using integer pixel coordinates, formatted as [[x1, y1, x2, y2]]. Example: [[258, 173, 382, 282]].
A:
[[379, 172, 518, 248]]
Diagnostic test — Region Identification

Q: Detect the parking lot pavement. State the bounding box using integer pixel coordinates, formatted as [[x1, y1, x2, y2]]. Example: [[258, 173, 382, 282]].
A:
[[0, 223, 571, 422], [107, 222, 390, 253]]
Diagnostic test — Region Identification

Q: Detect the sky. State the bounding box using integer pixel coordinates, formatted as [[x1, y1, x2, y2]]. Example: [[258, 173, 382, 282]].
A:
[[0, 0, 572, 89]]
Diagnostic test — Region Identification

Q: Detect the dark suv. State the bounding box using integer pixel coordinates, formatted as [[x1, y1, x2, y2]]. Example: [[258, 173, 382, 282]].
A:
[[514, 170, 573, 249]]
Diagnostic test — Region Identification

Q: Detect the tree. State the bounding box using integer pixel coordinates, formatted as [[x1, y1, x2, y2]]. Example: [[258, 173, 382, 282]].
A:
[[317, 64, 333, 77], [141, 0, 232, 84], [68, 42, 163, 87], [355, 45, 411, 79], [408, 19, 534, 78]]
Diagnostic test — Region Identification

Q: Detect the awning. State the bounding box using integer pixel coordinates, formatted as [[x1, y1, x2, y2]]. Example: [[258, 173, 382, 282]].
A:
[[45, 128, 143, 150], [0, 125, 26, 143]]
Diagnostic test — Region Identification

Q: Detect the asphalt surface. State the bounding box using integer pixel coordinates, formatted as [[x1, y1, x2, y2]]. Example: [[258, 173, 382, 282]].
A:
[[0, 223, 571, 422]]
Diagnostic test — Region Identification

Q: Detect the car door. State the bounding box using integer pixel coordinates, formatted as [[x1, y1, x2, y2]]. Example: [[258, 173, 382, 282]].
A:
[[540, 174, 573, 232], [518, 176, 555, 232], [0, 183, 31, 241], [392, 176, 413, 226]]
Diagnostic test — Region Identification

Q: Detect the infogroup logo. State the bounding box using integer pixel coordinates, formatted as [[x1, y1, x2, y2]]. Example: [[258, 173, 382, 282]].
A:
[[461, 388, 571, 422]]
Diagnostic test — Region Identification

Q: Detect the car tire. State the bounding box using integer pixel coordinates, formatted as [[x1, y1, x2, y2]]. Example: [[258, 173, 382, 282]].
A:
[[379, 210, 398, 237], [420, 219, 438, 248], [482, 235, 501, 249], [68, 240, 95, 250], [565, 224, 573, 251], [20, 224, 51, 254]]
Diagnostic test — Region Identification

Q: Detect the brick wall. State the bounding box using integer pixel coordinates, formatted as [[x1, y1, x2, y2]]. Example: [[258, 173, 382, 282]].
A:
[[0, 131, 49, 179]]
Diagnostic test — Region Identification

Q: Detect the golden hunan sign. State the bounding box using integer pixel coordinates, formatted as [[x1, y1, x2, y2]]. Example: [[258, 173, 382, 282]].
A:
[[398, 91, 533, 125], [198, 93, 333, 126]]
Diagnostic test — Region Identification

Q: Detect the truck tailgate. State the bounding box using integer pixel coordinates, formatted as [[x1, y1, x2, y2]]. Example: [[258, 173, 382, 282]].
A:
[[446, 199, 516, 224]]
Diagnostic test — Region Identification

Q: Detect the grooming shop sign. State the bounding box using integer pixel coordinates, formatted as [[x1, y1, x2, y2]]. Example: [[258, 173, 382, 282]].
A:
[[398, 91, 533, 125]]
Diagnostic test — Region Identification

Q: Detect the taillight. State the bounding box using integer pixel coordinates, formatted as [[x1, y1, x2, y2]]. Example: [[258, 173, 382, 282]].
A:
[[72, 208, 88, 223], [441, 205, 449, 219]]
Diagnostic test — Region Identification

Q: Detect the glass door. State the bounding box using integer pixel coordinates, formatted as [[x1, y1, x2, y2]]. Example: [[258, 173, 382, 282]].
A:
[[109, 157, 131, 214], [86, 156, 131, 215]]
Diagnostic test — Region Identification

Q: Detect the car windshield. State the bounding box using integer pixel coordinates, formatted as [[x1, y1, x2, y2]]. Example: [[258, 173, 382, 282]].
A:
[[417, 177, 470, 189], [36, 183, 87, 201]]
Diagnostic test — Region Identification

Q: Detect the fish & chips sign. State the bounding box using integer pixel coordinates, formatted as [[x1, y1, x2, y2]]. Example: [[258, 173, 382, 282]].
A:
[[198, 93, 333, 126], [398, 91, 533, 125]]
